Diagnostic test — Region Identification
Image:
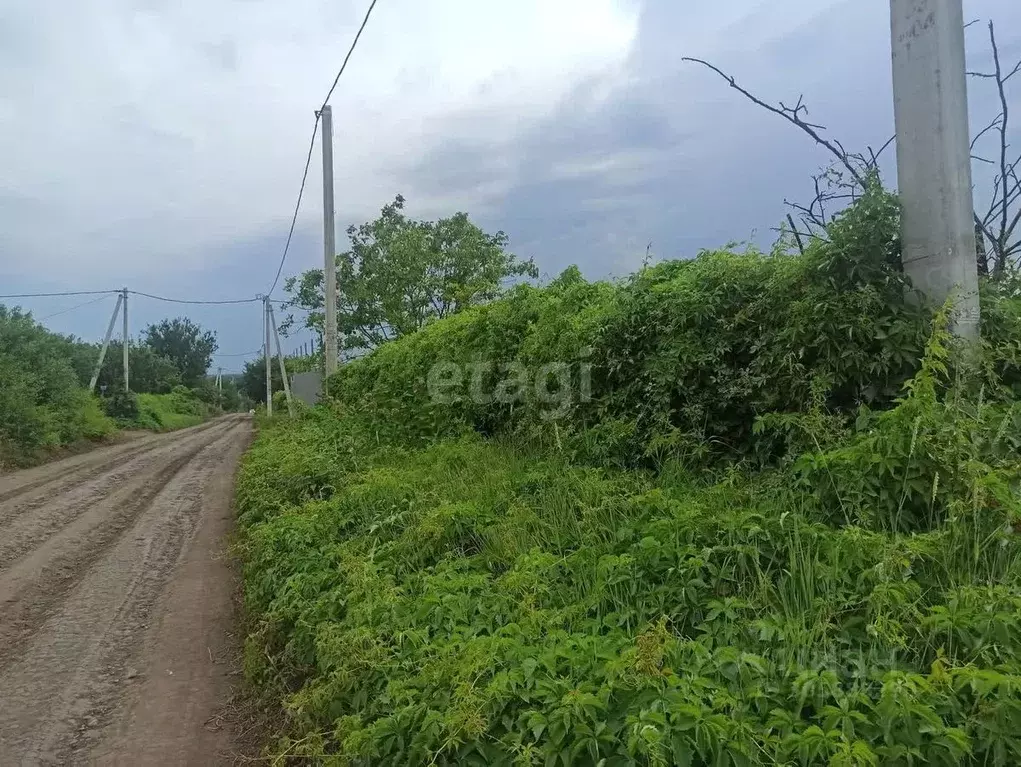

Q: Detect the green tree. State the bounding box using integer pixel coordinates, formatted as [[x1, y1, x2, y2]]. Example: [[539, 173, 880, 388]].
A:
[[219, 378, 242, 412], [86, 342, 183, 394], [143, 317, 217, 387], [283, 194, 537, 356], [0, 305, 115, 463]]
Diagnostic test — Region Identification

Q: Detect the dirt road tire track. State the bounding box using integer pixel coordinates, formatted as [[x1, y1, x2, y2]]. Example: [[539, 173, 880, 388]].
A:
[[0, 416, 253, 766], [0, 419, 224, 507]]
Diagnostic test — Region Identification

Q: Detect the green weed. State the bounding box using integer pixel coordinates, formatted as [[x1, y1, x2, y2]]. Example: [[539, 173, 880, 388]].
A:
[[235, 191, 1021, 764]]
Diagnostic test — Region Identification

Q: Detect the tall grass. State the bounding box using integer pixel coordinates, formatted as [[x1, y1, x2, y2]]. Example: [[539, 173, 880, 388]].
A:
[[134, 391, 206, 431]]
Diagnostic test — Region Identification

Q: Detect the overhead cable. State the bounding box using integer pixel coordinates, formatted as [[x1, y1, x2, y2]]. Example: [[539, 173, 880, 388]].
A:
[[37, 294, 112, 321], [266, 0, 380, 296]]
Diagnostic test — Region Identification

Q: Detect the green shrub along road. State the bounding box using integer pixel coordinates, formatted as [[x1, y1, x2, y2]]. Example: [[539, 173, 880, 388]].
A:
[[236, 188, 1021, 764], [0, 305, 242, 468], [0, 305, 118, 467]]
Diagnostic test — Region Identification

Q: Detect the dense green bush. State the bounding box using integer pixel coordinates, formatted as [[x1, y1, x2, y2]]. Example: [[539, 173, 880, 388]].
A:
[[102, 389, 140, 422], [82, 342, 183, 394], [326, 186, 961, 469], [237, 335, 1021, 764], [0, 305, 116, 466], [237, 190, 1021, 764], [0, 304, 224, 465], [133, 388, 208, 431]]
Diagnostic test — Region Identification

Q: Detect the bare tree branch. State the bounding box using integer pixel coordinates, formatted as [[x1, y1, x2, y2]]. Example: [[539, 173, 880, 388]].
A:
[[969, 20, 1021, 276], [868, 135, 896, 167], [682, 57, 866, 187], [971, 116, 1002, 150], [989, 21, 1012, 275], [688, 26, 1019, 272]]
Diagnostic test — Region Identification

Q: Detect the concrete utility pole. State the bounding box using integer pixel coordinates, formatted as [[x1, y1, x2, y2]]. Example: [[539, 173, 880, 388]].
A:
[[122, 287, 130, 391], [88, 293, 124, 392], [890, 0, 980, 340], [268, 303, 296, 417], [320, 104, 339, 376], [264, 297, 273, 417]]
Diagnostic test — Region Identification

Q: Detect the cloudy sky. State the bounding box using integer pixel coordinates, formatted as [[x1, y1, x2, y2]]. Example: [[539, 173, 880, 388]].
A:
[[2, 0, 1019, 368]]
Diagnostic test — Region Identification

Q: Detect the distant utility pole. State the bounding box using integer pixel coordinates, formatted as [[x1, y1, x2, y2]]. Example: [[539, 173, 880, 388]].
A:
[[320, 104, 339, 376], [268, 302, 296, 417], [264, 296, 273, 417], [89, 292, 124, 392], [122, 287, 130, 391], [890, 0, 980, 340]]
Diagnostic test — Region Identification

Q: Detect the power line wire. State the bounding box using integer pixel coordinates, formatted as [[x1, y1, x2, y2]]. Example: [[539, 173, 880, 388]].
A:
[[2, 0, 383, 320], [0, 289, 118, 299], [3, 288, 262, 306], [319, 0, 380, 112], [36, 294, 112, 321], [268, 121, 319, 297], [214, 349, 263, 358], [267, 0, 380, 297], [127, 290, 259, 304]]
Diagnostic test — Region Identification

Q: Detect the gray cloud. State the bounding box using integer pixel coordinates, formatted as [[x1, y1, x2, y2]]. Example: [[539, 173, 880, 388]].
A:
[[402, 0, 1021, 279], [3, 0, 1019, 359]]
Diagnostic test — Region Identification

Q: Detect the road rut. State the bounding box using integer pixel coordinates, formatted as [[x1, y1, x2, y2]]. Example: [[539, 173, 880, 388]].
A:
[[0, 416, 253, 766]]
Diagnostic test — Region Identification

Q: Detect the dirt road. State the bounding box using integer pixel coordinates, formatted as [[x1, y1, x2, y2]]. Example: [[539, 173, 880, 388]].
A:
[[0, 416, 253, 766]]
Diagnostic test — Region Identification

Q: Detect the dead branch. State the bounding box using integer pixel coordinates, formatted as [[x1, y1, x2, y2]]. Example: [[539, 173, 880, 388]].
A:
[[991, 21, 1011, 275], [970, 116, 1002, 150], [968, 20, 1021, 276], [868, 135, 896, 167], [687, 25, 1020, 272], [682, 57, 867, 187]]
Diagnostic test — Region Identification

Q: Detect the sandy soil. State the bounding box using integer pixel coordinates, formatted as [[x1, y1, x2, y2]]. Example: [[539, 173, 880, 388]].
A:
[[0, 415, 253, 766]]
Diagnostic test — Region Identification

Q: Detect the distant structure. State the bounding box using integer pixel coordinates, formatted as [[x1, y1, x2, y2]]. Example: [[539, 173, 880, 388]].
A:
[[290, 371, 323, 407]]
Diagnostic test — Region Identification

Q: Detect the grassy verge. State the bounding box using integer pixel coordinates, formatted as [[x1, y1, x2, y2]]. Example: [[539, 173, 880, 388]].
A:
[[0, 305, 218, 468], [135, 392, 206, 431], [1, 307, 119, 469], [236, 346, 1021, 764], [234, 191, 1021, 763]]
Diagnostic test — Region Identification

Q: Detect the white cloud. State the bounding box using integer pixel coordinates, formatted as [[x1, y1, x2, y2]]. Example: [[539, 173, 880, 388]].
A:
[[0, 0, 639, 283]]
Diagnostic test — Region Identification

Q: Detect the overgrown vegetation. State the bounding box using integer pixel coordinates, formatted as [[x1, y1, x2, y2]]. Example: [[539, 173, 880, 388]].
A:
[[236, 187, 1021, 764], [241, 353, 319, 406], [0, 305, 236, 467], [0, 306, 115, 467], [282, 195, 537, 358], [324, 184, 1018, 467]]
